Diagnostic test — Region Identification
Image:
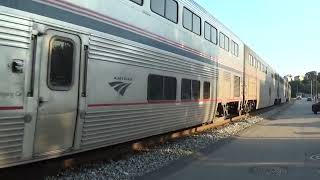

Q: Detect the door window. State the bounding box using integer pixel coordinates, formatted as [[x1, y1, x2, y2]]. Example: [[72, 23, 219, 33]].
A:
[[48, 38, 75, 91]]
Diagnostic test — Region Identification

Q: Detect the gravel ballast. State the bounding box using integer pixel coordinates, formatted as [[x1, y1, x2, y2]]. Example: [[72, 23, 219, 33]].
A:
[[47, 107, 282, 180]]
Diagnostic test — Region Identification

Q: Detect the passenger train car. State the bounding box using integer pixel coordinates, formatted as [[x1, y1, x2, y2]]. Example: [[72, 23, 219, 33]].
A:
[[0, 0, 290, 167]]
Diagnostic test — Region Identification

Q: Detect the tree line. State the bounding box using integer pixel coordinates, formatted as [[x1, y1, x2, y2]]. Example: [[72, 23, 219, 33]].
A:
[[289, 71, 320, 98]]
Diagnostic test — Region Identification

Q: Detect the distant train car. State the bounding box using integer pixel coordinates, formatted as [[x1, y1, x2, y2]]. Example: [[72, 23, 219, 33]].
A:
[[0, 0, 289, 168]]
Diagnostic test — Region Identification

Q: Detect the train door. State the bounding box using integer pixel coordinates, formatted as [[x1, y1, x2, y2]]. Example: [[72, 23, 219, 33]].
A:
[[34, 29, 81, 155]]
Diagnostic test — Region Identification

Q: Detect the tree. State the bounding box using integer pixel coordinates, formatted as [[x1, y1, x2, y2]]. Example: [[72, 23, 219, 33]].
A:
[[305, 71, 319, 99], [305, 71, 317, 81]]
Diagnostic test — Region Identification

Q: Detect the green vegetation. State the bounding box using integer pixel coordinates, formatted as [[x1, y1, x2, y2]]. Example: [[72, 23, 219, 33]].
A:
[[289, 71, 320, 98]]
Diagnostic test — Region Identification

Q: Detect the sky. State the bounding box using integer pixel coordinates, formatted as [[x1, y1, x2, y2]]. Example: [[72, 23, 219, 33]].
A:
[[196, 0, 320, 77]]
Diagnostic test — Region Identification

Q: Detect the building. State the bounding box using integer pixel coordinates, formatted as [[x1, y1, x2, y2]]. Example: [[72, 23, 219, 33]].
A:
[[284, 75, 293, 82]]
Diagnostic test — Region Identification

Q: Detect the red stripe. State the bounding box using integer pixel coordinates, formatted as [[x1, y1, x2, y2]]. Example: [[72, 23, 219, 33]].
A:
[[43, 0, 217, 62], [0, 106, 23, 111], [88, 99, 227, 108]]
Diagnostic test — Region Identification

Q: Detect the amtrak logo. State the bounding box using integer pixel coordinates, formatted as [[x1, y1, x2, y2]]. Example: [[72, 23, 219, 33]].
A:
[[109, 81, 132, 96]]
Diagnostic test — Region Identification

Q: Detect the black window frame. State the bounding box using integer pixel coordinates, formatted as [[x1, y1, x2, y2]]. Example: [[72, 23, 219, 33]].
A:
[[203, 81, 211, 99], [204, 21, 217, 45], [192, 80, 201, 100], [219, 32, 229, 51], [147, 74, 177, 101], [150, 0, 179, 24], [183, 7, 201, 36], [47, 36, 75, 91], [248, 54, 253, 66], [129, 0, 143, 5], [181, 79, 201, 101], [231, 40, 239, 57]]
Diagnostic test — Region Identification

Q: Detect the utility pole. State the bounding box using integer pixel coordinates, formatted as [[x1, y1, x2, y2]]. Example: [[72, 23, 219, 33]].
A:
[[316, 71, 318, 102], [311, 79, 313, 100]]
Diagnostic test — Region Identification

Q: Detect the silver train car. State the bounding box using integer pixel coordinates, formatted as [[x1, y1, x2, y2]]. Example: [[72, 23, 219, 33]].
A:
[[0, 0, 290, 167]]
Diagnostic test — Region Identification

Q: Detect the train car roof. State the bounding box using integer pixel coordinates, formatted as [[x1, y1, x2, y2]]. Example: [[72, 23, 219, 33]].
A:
[[181, 0, 242, 41]]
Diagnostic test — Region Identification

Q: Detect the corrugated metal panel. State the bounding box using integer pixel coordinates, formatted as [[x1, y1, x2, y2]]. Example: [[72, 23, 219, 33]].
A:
[[234, 76, 240, 97], [0, 13, 32, 49], [222, 72, 231, 98], [89, 35, 218, 78], [0, 116, 25, 164], [81, 103, 211, 148], [249, 77, 257, 98]]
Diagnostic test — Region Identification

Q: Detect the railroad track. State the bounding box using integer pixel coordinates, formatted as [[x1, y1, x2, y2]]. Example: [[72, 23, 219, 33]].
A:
[[0, 103, 289, 180]]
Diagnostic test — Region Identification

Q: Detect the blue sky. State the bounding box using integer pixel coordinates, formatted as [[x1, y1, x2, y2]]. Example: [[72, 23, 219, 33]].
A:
[[196, 0, 319, 76]]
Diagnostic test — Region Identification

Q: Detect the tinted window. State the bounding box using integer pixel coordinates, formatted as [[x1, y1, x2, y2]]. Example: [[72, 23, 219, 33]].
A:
[[183, 8, 192, 31], [129, 0, 143, 5], [148, 75, 177, 101], [181, 79, 191, 100], [193, 14, 201, 35], [211, 26, 217, 44], [204, 22, 211, 41], [219, 32, 230, 51], [165, 0, 178, 23], [164, 76, 177, 100], [151, 0, 165, 16], [151, 0, 178, 23], [148, 75, 163, 100], [249, 55, 254, 66], [205, 22, 217, 44], [48, 38, 74, 90], [224, 35, 229, 51], [183, 8, 201, 35], [234, 42, 239, 56], [231, 41, 235, 55], [231, 40, 239, 57], [203, 82, 211, 99], [192, 80, 200, 100], [219, 32, 224, 49]]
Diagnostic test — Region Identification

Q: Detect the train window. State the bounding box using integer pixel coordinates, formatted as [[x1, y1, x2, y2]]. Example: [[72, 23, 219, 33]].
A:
[[148, 75, 177, 101], [231, 41, 235, 55], [183, 7, 201, 35], [151, 0, 178, 23], [203, 81, 211, 99], [204, 22, 211, 41], [219, 32, 229, 51], [166, 0, 178, 23], [48, 38, 74, 91], [181, 79, 192, 100], [183, 8, 192, 31], [254, 58, 258, 69], [211, 26, 217, 44], [181, 79, 201, 100], [129, 0, 143, 5], [204, 22, 217, 44], [225, 35, 229, 51], [219, 33, 224, 49], [234, 42, 239, 57], [164, 76, 177, 100], [192, 80, 201, 100], [151, 0, 165, 16], [249, 54, 253, 65], [193, 14, 201, 35]]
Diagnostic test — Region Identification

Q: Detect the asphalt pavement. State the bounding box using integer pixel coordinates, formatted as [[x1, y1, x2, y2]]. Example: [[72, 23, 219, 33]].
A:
[[138, 100, 320, 180]]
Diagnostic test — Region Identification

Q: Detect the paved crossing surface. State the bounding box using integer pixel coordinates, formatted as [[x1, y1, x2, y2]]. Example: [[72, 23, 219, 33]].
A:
[[139, 100, 320, 180]]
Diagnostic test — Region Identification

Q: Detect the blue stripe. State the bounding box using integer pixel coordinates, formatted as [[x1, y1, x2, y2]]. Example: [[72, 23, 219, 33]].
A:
[[0, 0, 242, 74]]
